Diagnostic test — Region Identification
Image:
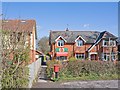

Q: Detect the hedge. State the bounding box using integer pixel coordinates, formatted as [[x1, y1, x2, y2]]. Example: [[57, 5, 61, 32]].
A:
[[46, 60, 119, 81]]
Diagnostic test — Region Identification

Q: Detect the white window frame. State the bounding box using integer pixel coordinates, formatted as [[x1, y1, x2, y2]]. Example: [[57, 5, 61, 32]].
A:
[[102, 53, 109, 61], [103, 40, 109, 46], [103, 39, 116, 47], [110, 40, 116, 46], [102, 53, 116, 61], [76, 40, 83, 46], [57, 40, 64, 47], [75, 53, 85, 60]]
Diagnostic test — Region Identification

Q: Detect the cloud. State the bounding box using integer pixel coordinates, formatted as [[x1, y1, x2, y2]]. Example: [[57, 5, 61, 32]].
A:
[[36, 25, 43, 30], [83, 24, 90, 28]]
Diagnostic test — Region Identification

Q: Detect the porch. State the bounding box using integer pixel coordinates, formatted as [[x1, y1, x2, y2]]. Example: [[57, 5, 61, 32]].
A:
[[88, 52, 98, 60]]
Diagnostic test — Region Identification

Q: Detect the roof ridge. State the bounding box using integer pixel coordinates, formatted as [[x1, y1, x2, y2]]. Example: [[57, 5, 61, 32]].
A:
[[51, 30, 100, 32]]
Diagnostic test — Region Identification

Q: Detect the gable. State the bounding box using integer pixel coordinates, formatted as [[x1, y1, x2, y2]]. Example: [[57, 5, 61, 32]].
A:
[[88, 31, 117, 52], [75, 35, 86, 43], [55, 35, 67, 42]]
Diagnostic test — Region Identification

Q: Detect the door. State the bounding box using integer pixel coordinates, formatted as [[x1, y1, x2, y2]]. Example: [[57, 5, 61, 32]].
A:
[[91, 54, 97, 60]]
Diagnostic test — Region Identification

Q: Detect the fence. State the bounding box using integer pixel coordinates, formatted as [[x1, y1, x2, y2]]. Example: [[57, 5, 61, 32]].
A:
[[28, 58, 41, 88]]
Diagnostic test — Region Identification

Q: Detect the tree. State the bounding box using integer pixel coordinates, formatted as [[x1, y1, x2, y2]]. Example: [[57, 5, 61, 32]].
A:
[[0, 30, 30, 88], [38, 36, 50, 54]]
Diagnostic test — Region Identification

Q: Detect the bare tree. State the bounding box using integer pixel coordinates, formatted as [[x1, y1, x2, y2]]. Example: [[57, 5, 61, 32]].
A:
[[38, 36, 50, 54]]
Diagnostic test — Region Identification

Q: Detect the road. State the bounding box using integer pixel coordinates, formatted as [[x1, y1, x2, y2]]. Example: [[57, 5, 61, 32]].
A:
[[32, 80, 119, 88]]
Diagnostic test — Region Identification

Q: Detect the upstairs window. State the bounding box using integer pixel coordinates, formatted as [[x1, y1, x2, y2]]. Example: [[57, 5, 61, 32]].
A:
[[110, 40, 116, 46], [103, 40, 116, 46], [76, 40, 83, 46], [103, 40, 109, 46], [57, 40, 64, 47]]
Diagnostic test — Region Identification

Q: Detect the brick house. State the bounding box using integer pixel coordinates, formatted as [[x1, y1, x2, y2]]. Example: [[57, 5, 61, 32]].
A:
[[49, 29, 118, 61], [2, 20, 37, 63], [118, 37, 120, 60]]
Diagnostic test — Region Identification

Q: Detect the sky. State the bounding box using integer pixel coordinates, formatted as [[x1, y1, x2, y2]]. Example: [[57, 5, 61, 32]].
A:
[[2, 2, 118, 41]]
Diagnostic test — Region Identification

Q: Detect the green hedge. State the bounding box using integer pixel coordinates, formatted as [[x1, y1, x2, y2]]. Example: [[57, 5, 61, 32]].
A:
[[47, 60, 119, 81]]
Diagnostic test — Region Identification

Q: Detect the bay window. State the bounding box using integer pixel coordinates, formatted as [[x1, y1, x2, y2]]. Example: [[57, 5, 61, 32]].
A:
[[103, 39, 116, 46]]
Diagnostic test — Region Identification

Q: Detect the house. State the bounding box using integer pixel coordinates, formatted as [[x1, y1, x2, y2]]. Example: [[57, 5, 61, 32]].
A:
[[118, 37, 120, 60], [35, 50, 47, 65], [2, 19, 37, 63], [49, 29, 118, 61]]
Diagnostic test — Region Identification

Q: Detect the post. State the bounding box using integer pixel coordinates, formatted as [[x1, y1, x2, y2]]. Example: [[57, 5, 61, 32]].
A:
[[55, 72, 58, 79]]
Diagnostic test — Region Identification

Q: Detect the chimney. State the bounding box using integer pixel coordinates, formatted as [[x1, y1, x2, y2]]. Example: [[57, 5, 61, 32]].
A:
[[66, 28, 69, 31]]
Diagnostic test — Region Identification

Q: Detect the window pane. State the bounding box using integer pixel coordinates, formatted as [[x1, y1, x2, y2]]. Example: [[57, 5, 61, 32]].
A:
[[76, 53, 84, 59], [77, 40, 83, 46], [58, 40, 64, 46]]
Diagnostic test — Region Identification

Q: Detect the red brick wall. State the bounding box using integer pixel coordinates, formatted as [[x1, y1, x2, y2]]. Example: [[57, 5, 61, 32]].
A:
[[51, 38, 93, 59], [50, 38, 118, 60]]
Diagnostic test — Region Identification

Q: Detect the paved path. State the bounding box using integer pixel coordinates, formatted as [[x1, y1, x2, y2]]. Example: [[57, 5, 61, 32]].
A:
[[37, 65, 48, 83]]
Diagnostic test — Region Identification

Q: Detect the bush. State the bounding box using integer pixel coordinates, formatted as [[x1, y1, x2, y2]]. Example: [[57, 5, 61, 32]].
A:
[[59, 60, 119, 81], [69, 57, 77, 61]]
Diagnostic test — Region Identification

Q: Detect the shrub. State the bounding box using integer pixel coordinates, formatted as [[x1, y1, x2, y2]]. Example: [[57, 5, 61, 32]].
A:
[[69, 57, 77, 61], [59, 60, 119, 80]]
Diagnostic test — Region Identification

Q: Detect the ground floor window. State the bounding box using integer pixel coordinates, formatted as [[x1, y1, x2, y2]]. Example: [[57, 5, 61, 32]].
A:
[[75, 53, 85, 60], [102, 53, 116, 61], [56, 56, 67, 60]]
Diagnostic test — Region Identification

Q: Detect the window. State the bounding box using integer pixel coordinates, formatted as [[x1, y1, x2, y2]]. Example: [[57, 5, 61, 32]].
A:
[[76, 40, 83, 46], [102, 53, 116, 61], [56, 56, 67, 60], [103, 40, 109, 46], [110, 40, 116, 46], [111, 53, 116, 61], [102, 53, 109, 61], [57, 40, 64, 47], [103, 39, 116, 46], [75, 53, 85, 60]]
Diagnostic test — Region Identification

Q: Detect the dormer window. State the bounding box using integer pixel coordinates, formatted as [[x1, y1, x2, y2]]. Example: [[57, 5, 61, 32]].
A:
[[57, 40, 64, 47], [76, 40, 83, 46], [75, 35, 86, 47]]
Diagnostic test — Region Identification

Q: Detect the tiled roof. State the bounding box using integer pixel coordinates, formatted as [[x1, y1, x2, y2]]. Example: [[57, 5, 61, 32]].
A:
[[2, 20, 36, 32], [88, 31, 117, 51], [49, 30, 100, 44]]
